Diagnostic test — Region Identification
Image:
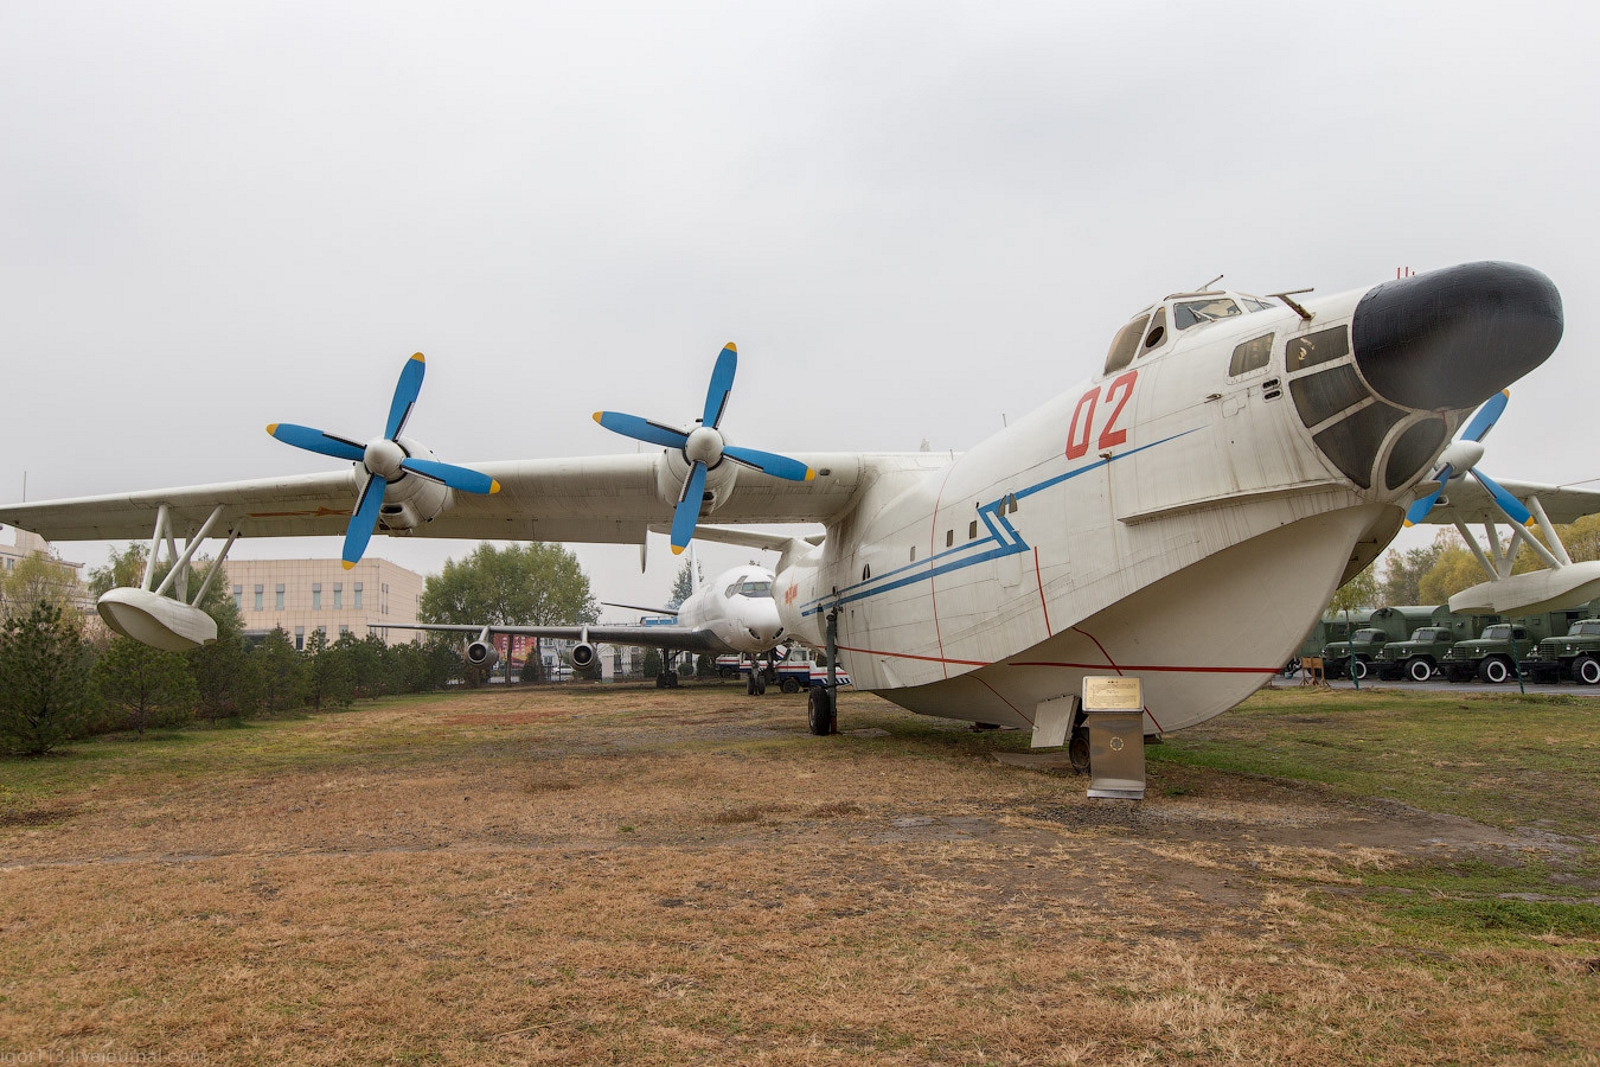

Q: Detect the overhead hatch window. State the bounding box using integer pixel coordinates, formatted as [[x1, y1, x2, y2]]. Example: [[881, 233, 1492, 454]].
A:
[[1174, 297, 1241, 330]]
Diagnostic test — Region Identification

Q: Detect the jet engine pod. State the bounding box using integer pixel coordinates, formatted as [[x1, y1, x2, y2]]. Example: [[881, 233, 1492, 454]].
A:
[[465, 640, 500, 671], [569, 641, 602, 678], [97, 588, 218, 651]]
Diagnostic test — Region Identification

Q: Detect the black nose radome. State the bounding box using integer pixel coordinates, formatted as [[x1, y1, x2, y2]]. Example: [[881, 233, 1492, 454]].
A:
[[1351, 261, 1562, 411]]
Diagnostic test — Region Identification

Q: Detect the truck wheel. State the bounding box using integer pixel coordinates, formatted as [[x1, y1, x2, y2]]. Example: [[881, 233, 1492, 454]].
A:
[[780, 676, 800, 694], [719, 667, 736, 679], [1479, 657, 1512, 684], [1575, 656, 1600, 686], [1409, 657, 1434, 682], [1351, 658, 1369, 681]]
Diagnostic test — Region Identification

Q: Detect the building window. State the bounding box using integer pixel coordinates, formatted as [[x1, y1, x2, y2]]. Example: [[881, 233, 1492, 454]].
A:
[[254, 585, 264, 611], [382, 583, 389, 615], [275, 584, 285, 610], [312, 583, 322, 610], [294, 626, 304, 651], [354, 582, 363, 609], [339, 624, 349, 636], [334, 583, 343, 609], [233, 584, 243, 610]]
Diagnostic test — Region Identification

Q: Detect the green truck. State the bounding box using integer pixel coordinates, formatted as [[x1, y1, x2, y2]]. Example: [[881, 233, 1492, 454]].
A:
[[1440, 623, 1536, 683], [1520, 619, 1600, 685], [1320, 628, 1391, 680], [1373, 626, 1458, 681]]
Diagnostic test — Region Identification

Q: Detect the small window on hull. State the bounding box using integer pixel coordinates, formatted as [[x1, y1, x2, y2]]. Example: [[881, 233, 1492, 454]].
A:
[[1229, 334, 1274, 377], [1286, 326, 1351, 372]]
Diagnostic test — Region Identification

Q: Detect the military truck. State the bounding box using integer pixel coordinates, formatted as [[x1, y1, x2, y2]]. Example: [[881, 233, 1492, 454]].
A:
[[1520, 619, 1600, 685], [1320, 628, 1392, 680], [1373, 626, 1457, 681], [1440, 623, 1535, 683]]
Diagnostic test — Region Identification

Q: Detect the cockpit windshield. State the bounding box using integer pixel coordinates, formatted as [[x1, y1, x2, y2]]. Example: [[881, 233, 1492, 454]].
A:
[[726, 580, 772, 599], [1173, 297, 1242, 330]]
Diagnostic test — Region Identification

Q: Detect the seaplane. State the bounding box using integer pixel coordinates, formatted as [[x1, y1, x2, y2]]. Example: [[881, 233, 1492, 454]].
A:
[[3, 261, 1593, 754], [374, 559, 794, 693]]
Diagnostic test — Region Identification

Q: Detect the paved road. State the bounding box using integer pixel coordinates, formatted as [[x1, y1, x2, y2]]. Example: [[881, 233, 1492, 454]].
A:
[[1270, 675, 1600, 697]]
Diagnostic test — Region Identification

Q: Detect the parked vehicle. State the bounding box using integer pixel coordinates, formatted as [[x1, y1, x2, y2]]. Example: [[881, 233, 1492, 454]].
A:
[[1520, 619, 1600, 684], [1440, 623, 1535, 683], [1373, 626, 1456, 681], [1320, 628, 1391, 680]]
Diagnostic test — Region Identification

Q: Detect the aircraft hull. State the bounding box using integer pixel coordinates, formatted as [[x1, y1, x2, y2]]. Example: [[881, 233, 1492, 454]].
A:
[[871, 503, 1393, 733]]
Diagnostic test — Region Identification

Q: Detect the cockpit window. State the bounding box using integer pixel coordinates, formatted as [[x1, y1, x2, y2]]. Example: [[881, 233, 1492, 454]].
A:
[[1241, 296, 1276, 313], [1174, 297, 1241, 330], [1104, 313, 1150, 375], [730, 580, 772, 598]]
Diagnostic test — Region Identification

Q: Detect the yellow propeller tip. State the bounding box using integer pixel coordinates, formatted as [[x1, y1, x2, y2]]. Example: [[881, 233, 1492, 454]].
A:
[[1402, 520, 1415, 528], [671, 545, 686, 555], [489, 480, 501, 494], [724, 342, 737, 352], [266, 423, 278, 435], [804, 468, 816, 482], [1525, 517, 1537, 528], [592, 412, 603, 423], [342, 560, 356, 570], [411, 352, 425, 362]]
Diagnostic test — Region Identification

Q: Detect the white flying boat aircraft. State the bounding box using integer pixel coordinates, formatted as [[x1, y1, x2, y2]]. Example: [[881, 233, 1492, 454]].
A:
[[3, 261, 1594, 747]]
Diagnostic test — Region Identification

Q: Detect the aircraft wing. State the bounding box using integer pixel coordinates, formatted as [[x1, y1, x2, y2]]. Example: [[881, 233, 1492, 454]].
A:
[[0, 451, 911, 545], [373, 621, 725, 653], [1421, 479, 1600, 526]]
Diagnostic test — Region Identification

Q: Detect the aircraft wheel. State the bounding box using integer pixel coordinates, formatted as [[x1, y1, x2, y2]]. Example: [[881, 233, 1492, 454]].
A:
[[1575, 656, 1600, 686], [1409, 657, 1435, 683], [1351, 658, 1369, 681], [755, 675, 766, 696], [1068, 727, 1090, 775], [780, 676, 801, 694], [807, 686, 835, 736], [745, 672, 756, 695], [1479, 657, 1512, 684]]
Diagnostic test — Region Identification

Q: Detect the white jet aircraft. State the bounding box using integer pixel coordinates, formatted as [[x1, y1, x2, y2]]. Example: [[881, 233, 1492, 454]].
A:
[[3, 261, 1593, 748], [375, 561, 789, 692]]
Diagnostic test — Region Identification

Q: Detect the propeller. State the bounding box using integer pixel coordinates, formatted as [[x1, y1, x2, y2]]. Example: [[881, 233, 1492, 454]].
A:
[[593, 343, 814, 554], [1404, 390, 1532, 528], [267, 353, 500, 568]]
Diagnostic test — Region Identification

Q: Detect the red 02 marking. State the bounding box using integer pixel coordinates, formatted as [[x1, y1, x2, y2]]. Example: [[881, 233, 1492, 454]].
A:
[[1065, 370, 1137, 460]]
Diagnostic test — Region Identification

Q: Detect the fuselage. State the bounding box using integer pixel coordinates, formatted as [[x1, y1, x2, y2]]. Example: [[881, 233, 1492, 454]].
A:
[[676, 564, 785, 654], [774, 263, 1563, 734]]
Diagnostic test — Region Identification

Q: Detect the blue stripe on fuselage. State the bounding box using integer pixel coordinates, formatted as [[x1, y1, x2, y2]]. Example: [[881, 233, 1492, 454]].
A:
[[799, 429, 1197, 618]]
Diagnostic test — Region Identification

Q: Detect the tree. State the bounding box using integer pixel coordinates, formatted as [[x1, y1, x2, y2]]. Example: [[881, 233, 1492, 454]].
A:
[[87, 543, 149, 598], [1379, 534, 1450, 606], [668, 556, 703, 611], [0, 602, 96, 755], [303, 629, 354, 710], [420, 543, 599, 684], [1, 551, 83, 621], [1328, 566, 1380, 689], [252, 627, 305, 711], [641, 648, 662, 679], [95, 636, 198, 736]]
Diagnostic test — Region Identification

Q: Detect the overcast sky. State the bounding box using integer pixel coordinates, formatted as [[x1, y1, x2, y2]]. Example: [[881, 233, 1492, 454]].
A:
[[3, 0, 1596, 611]]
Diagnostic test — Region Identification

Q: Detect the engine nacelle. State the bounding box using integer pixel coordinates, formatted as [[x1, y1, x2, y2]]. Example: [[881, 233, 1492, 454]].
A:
[[465, 640, 500, 671], [374, 435, 454, 533], [569, 641, 602, 678], [656, 449, 738, 515]]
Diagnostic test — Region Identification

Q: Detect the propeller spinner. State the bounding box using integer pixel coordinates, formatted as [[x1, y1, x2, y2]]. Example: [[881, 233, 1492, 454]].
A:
[[593, 343, 814, 553], [267, 353, 500, 568], [1404, 390, 1532, 528]]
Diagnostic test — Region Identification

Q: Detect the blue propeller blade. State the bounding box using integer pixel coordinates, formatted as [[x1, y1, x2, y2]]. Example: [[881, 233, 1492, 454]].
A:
[[671, 461, 709, 554], [593, 411, 691, 449], [723, 444, 815, 483], [267, 423, 366, 463], [401, 457, 501, 495], [385, 353, 426, 440], [1461, 389, 1509, 444], [1403, 468, 1451, 527], [702, 343, 737, 428], [1469, 468, 1534, 526], [343, 473, 388, 568]]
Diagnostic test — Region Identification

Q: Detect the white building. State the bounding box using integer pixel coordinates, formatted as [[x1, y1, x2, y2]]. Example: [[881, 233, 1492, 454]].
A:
[[222, 557, 424, 650]]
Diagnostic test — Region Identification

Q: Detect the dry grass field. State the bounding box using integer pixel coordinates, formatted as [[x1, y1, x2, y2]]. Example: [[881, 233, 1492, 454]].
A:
[[3, 683, 1599, 1065]]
